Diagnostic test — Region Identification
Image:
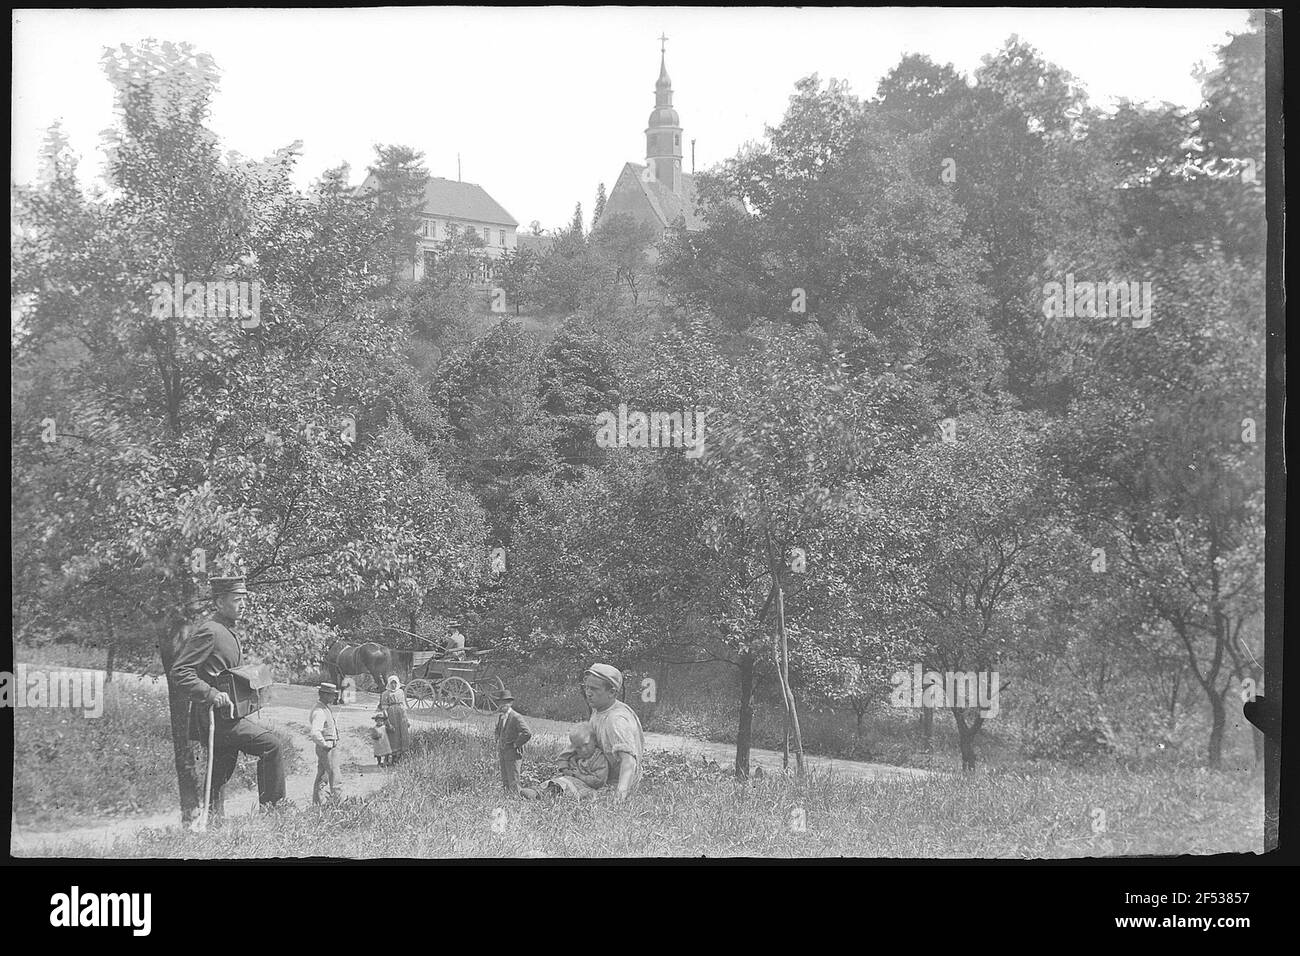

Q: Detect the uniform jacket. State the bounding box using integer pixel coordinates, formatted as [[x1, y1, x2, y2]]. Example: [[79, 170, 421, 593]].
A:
[[171, 613, 242, 706], [494, 708, 532, 753], [170, 613, 242, 738]]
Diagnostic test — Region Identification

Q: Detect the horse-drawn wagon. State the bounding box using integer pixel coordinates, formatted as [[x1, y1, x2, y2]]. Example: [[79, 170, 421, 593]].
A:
[[324, 630, 506, 717], [401, 647, 506, 716]]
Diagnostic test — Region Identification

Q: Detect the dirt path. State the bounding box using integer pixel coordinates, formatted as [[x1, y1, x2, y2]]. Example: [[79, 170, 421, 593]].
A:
[[10, 669, 928, 856]]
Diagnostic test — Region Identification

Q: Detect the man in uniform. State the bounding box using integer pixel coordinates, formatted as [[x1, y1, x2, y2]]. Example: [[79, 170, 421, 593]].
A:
[[309, 682, 342, 804], [169, 576, 286, 821]]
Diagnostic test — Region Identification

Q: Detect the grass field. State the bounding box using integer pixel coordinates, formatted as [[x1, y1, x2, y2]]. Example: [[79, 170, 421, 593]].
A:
[[13, 678, 302, 829], [31, 723, 1264, 859]]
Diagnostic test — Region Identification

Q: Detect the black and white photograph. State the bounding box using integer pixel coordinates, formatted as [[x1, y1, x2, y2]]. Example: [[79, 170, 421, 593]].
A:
[[8, 6, 1282, 878]]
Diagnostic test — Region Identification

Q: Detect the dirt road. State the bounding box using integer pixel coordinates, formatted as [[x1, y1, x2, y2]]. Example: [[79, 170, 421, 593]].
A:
[[10, 670, 928, 856]]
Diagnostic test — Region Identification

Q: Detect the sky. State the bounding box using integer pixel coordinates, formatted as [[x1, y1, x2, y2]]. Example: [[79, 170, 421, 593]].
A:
[[12, 7, 1252, 231]]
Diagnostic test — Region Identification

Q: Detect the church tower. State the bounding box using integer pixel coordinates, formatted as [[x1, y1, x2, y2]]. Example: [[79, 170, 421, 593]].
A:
[[644, 37, 683, 195]]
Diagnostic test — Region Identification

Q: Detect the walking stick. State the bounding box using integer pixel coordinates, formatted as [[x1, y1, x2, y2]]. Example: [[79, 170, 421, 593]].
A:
[[198, 703, 216, 832]]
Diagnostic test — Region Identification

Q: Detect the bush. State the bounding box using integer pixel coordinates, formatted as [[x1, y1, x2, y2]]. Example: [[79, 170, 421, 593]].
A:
[[1021, 687, 1119, 762], [13, 678, 302, 829], [13, 682, 176, 826]]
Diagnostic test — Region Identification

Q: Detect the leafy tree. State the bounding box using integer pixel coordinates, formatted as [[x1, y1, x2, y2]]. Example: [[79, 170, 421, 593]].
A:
[[852, 412, 1083, 768], [1058, 253, 1264, 768], [364, 143, 430, 282], [495, 245, 539, 317], [11, 40, 487, 817], [589, 213, 658, 304]]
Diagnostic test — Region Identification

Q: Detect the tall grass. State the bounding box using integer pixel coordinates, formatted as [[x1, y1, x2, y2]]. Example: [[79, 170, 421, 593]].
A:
[[13, 680, 301, 829], [39, 725, 1264, 859]]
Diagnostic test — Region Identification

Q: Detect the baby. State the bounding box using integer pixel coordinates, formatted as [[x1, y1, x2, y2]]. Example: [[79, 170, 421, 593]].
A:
[[543, 725, 609, 800]]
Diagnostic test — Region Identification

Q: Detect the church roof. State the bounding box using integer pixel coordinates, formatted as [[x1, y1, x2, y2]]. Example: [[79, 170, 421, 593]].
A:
[[357, 174, 518, 227], [618, 162, 706, 231]]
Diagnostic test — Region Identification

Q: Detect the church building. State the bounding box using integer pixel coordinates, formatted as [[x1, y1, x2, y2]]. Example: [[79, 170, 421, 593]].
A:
[[597, 43, 706, 235]]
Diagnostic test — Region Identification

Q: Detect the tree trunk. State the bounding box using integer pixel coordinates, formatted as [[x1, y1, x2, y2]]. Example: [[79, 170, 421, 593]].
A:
[[104, 642, 116, 685], [735, 651, 755, 779], [919, 707, 934, 748], [772, 576, 805, 775], [952, 708, 984, 770], [1207, 691, 1226, 769]]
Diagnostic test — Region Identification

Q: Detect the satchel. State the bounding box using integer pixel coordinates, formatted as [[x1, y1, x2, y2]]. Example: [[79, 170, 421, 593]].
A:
[[213, 664, 275, 720]]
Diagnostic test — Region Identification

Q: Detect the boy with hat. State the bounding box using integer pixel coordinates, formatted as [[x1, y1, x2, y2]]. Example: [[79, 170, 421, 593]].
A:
[[310, 682, 342, 803], [493, 689, 532, 795], [169, 575, 286, 821]]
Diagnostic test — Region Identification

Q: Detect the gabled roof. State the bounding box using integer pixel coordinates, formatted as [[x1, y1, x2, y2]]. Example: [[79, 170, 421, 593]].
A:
[[608, 162, 706, 231], [516, 233, 555, 256], [358, 173, 518, 227]]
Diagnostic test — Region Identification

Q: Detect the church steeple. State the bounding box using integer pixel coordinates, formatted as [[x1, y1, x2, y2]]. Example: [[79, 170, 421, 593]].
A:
[[645, 35, 683, 194]]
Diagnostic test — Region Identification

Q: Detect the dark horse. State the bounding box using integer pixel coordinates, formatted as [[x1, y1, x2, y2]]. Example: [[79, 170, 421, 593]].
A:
[[324, 639, 398, 691]]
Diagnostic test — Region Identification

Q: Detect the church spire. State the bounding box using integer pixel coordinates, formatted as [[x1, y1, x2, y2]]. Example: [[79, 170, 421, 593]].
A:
[[645, 37, 683, 194], [656, 34, 671, 94]]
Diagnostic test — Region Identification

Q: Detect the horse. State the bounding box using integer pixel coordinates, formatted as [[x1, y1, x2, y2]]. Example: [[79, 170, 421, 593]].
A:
[[324, 639, 397, 693]]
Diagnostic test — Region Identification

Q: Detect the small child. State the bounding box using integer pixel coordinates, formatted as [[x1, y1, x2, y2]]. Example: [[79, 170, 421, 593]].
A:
[[543, 725, 609, 800], [371, 713, 393, 767]]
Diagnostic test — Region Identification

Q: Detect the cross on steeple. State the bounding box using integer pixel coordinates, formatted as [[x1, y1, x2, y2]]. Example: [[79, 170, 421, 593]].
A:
[[658, 33, 668, 55]]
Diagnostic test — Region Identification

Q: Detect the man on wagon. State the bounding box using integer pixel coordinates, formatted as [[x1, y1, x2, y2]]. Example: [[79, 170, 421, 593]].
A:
[[442, 618, 467, 661]]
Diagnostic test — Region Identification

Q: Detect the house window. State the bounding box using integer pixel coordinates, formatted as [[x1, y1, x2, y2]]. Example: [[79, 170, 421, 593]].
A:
[[498, 229, 505, 245], [483, 226, 490, 241], [675, 133, 681, 146]]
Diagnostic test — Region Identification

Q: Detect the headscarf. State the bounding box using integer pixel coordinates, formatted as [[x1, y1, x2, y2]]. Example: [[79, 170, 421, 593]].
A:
[[387, 676, 401, 692]]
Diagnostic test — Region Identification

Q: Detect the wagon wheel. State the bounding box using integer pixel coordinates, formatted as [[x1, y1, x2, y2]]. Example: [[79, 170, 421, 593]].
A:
[[405, 678, 436, 711], [473, 675, 507, 713], [436, 676, 475, 716]]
